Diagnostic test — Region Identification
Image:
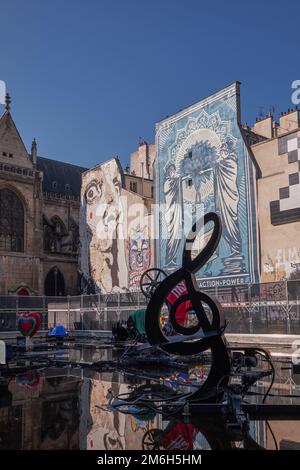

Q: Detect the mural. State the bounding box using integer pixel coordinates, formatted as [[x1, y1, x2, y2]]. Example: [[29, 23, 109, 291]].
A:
[[155, 82, 259, 287], [79, 158, 152, 294], [79, 159, 127, 294], [270, 131, 300, 225], [128, 224, 150, 289]]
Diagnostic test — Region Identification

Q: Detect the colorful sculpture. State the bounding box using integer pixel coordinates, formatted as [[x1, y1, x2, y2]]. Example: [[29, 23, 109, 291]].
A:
[[17, 312, 41, 337]]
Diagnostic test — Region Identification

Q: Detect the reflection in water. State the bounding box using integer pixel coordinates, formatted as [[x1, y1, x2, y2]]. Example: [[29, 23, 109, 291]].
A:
[[1, 347, 300, 450]]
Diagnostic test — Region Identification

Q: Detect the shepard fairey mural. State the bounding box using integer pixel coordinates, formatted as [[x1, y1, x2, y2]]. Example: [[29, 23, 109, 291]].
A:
[[155, 82, 259, 288]]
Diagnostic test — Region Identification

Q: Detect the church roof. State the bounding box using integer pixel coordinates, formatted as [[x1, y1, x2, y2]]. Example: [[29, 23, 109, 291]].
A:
[[0, 97, 88, 199], [36, 156, 87, 199]]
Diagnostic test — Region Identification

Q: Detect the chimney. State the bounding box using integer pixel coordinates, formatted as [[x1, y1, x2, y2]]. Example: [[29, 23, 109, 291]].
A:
[[277, 108, 300, 136], [138, 140, 150, 178], [252, 113, 274, 139], [31, 138, 37, 166]]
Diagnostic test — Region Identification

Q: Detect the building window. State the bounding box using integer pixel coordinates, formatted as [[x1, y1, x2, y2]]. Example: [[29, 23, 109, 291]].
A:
[[188, 151, 192, 159], [9, 153, 13, 158], [186, 178, 193, 188], [151, 186, 154, 198], [52, 181, 58, 190], [2, 152, 7, 157], [65, 183, 71, 192], [130, 181, 137, 193], [0, 189, 24, 252]]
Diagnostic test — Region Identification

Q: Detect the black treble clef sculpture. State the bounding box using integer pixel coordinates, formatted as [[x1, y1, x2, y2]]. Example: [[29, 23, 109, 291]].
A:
[[145, 212, 231, 401]]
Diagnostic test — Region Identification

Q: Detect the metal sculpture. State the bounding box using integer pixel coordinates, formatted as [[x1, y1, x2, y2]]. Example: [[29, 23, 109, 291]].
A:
[[144, 212, 231, 399], [140, 268, 167, 299]]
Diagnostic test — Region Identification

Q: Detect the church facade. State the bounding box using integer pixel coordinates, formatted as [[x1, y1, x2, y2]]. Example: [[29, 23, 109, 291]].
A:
[[0, 95, 86, 295]]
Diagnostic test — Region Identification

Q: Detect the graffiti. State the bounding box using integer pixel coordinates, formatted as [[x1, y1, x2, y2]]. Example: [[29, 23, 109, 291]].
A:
[[275, 247, 300, 277], [259, 282, 286, 301], [128, 225, 150, 289], [155, 82, 259, 285], [263, 247, 300, 279]]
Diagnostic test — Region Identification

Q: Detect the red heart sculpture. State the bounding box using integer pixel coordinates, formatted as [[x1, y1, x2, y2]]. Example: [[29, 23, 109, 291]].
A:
[[18, 312, 41, 337]]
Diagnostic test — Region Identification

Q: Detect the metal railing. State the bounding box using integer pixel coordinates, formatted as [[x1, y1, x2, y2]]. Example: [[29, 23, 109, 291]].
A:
[[0, 279, 299, 335]]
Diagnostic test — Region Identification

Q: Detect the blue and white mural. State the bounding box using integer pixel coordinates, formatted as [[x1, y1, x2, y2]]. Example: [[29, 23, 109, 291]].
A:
[[155, 82, 259, 288]]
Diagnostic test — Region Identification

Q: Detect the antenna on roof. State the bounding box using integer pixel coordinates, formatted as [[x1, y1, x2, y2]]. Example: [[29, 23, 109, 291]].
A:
[[258, 106, 264, 119]]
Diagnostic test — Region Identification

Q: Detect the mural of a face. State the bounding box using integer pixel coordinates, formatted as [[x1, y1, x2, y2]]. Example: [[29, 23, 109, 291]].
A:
[[80, 159, 127, 293], [85, 164, 121, 251]]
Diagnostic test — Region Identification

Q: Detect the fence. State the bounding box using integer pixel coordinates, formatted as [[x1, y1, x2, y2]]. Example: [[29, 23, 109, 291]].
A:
[[0, 279, 299, 335]]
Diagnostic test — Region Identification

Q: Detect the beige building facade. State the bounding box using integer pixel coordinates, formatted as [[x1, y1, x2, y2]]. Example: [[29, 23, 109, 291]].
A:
[[129, 140, 155, 180], [251, 109, 300, 282]]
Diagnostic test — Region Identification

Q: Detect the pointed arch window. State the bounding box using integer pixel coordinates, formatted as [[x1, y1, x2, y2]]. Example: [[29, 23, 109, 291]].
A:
[[0, 189, 24, 252]]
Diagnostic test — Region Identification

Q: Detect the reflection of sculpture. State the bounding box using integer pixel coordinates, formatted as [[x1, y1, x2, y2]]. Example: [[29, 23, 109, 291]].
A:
[[16, 371, 41, 389], [163, 163, 182, 267]]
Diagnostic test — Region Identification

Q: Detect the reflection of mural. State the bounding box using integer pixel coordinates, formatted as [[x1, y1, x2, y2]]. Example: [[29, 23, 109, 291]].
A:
[[156, 82, 259, 287], [128, 225, 150, 289], [87, 374, 153, 450]]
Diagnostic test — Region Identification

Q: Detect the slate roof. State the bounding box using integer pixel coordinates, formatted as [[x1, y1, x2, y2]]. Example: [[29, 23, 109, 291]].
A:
[[36, 156, 87, 198]]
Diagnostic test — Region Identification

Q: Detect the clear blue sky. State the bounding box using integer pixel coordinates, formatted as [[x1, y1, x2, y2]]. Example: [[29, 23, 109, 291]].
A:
[[1, 0, 299, 169]]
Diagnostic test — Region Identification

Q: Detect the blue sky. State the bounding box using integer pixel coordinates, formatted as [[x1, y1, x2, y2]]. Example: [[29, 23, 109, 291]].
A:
[[0, 0, 299, 169]]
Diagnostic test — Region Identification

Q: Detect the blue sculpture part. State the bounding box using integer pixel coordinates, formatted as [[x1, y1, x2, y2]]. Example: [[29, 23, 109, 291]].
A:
[[48, 325, 69, 337]]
